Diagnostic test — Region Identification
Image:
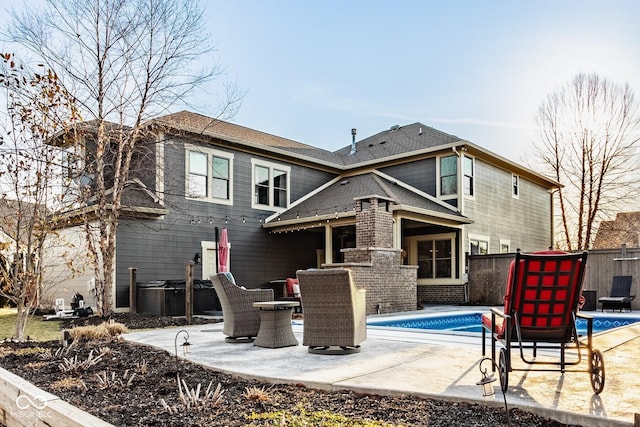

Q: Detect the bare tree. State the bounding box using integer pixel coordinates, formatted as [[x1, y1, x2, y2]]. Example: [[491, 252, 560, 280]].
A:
[[534, 73, 640, 251], [8, 0, 241, 316], [0, 53, 80, 340]]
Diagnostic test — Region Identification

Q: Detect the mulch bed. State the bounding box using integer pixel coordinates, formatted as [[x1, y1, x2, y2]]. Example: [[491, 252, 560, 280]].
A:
[[0, 313, 579, 426]]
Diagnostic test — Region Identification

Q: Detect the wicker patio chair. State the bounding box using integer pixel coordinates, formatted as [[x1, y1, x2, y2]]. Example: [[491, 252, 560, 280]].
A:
[[296, 268, 366, 354], [481, 250, 605, 394], [211, 272, 273, 343]]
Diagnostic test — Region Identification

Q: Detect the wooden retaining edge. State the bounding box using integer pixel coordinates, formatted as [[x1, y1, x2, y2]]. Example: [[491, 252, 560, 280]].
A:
[[0, 366, 113, 427]]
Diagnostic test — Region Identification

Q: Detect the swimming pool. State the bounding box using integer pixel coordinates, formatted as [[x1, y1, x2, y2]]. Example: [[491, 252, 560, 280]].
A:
[[367, 311, 640, 335]]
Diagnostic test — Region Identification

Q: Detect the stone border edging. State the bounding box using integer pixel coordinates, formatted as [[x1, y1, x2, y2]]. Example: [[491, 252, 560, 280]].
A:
[[0, 366, 113, 427]]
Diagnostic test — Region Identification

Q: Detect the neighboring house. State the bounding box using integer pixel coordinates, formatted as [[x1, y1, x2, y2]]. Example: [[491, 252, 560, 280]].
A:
[[0, 200, 34, 253], [0, 199, 50, 305], [44, 111, 559, 313], [592, 212, 640, 249], [0, 199, 48, 266]]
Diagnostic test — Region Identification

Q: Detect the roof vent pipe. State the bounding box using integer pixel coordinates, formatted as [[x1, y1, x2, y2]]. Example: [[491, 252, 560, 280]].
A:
[[349, 128, 357, 155]]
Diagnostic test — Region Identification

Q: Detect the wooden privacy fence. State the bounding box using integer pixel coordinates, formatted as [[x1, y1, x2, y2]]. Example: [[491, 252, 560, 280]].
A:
[[467, 246, 640, 311]]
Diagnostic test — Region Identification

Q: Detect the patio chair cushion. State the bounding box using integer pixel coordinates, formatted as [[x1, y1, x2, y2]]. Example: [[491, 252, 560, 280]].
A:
[[285, 278, 299, 297]]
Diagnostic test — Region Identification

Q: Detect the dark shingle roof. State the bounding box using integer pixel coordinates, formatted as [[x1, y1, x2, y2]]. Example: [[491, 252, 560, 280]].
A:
[[153, 111, 343, 164], [265, 171, 470, 227], [335, 123, 462, 165], [152, 113, 467, 167]]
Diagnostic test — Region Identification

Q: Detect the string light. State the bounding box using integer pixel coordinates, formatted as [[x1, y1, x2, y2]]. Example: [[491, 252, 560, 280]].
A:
[[186, 202, 362, 226]]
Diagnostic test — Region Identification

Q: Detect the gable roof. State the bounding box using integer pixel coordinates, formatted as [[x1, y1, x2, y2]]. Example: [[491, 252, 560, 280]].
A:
[[593, 212, 640, 249], [263, 170, 471, 232]]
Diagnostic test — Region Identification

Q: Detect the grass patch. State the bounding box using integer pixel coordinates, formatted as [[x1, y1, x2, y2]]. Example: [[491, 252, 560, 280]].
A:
[[246, 405, 403, 426], [0, 308, 62, 341]]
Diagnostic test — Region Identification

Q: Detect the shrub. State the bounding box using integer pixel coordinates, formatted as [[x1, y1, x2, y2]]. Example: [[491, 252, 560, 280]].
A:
[[69, 321, 128, 340]]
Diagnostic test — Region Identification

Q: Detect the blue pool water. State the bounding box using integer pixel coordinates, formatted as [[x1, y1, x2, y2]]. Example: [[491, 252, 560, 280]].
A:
[[367, 311, 640, 335]]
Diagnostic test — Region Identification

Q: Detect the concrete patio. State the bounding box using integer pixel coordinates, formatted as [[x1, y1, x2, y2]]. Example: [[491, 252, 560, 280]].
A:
[[124, 307, 640, 427]]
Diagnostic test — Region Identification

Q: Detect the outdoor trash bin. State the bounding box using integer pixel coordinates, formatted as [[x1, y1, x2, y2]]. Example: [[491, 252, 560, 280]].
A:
[[582, 289, 596, 311]]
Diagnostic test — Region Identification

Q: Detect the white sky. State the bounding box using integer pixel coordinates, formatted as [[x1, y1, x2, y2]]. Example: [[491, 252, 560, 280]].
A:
[[199, 0, 640, 163], [2, 1, 639, 164]]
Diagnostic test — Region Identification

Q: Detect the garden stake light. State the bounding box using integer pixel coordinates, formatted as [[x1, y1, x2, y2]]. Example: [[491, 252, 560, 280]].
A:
[[476, 358, 496, 398], [174, 330, 191, 358], [477, 357, 510, 426]]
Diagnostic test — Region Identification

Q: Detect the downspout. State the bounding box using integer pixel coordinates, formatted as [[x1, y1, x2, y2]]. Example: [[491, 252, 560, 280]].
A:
[[451, 146, 463, 214]]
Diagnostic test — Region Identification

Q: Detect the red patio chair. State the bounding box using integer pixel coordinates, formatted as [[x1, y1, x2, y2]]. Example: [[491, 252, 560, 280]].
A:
[[481, 250, 605, 394]]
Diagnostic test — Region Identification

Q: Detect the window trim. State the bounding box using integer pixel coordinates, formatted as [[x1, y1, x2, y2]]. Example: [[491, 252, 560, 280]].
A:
[[185, 145, 234, 205], [251, 158, 291, 211]]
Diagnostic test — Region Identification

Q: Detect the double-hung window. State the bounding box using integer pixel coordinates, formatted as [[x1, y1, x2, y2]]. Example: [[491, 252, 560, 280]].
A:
[[463, 155, 474, 196], [469, 234, 490, 255], [251, 159, 290, 210], [186, 146, 233, 205], [512, 174, 519, 198], [212, 156, 230, 199], [439, 155, 457, 197]]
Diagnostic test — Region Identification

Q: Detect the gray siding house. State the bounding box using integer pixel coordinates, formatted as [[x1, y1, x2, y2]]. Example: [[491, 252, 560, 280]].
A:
[[45, 111, 559, 312]]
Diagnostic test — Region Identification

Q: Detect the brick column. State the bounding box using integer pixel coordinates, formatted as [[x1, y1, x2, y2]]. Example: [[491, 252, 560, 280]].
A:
[[355, 196, 393, 248]]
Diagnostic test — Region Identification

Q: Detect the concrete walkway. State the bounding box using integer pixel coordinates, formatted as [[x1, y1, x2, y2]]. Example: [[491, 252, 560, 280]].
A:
[[124, 308, 640, 427]]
